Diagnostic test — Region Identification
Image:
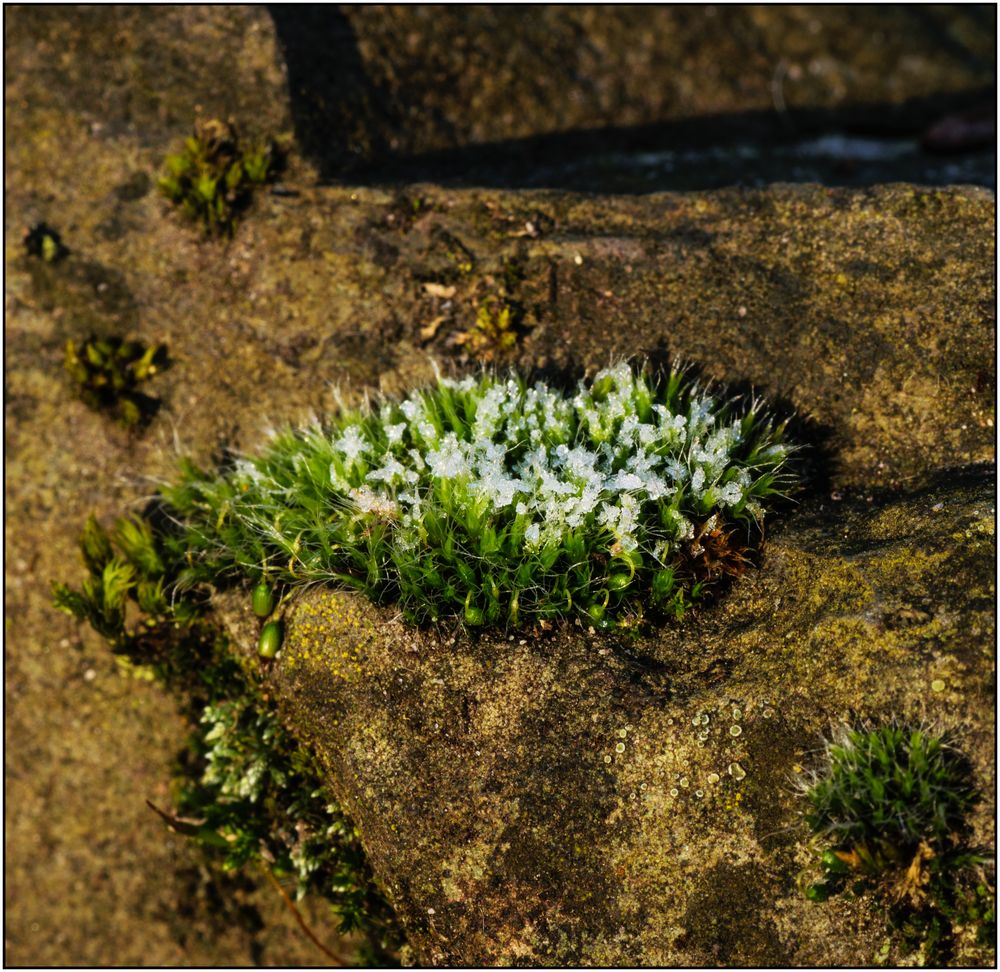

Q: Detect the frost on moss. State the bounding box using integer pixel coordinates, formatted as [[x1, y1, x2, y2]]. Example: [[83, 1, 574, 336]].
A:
[[164, 362, 794, 627]]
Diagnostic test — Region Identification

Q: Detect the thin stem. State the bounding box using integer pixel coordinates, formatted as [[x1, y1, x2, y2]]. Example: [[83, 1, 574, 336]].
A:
[[260, 861, 347, 966]]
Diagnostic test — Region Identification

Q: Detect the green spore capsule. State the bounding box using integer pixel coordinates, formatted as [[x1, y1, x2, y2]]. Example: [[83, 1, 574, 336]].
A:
[[463, 593, 485, 626], [252, 582, 275, 617], [820, 849, 852, 875], [258, 619, 282, 659], [608, 571, 633, 592]]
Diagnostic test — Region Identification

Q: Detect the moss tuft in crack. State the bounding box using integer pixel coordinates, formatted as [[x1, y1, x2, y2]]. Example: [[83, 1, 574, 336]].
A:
[[801, 723, 994, 965], [23, 221, 68, 263]]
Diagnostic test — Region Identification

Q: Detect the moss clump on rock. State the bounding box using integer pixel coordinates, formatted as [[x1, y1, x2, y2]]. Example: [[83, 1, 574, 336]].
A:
[[456, 299, 520, 362], [63, 335, 168, 428], [158, 118, 278, 236], [802, 724, 993, 963], [804, 724, 978, 877], [163, 362, 794, 628]]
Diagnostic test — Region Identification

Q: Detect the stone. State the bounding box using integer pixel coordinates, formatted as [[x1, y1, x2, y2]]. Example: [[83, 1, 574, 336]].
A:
[[214, 467, 994, 965], [274, 6, 995, 176], [3, 6, 290, 145], [4, 5, 995, 964]]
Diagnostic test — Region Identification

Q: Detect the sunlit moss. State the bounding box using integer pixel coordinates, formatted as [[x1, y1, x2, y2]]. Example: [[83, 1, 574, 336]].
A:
[[158, 118, 278, 236], [63, 334, 167, 427], [802, 723, 993, 964], [163, 361, 795, 628]]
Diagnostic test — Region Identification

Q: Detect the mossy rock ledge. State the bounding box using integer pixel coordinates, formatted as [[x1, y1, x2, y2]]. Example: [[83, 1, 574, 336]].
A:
[[178, 186, 995, 966], [6, 6, 996, 965], [8, 170, 994, 962], [172, 182, 995, 966], [213, 464, 995, 966]]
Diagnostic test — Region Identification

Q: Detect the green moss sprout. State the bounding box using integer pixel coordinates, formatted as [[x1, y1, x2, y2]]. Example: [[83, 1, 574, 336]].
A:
[[52, 513, 196, 649], [158, 118, 278, 236], [802, 724, 993, 963], [459, 298, 520, 361], [161, 361, 794, 628], [457, 257, 530, 361], [63, 334, 168, 428], [23, 221, 68, 263]]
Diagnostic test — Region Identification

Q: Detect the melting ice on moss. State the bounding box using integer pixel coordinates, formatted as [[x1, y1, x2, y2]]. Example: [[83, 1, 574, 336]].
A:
[[166, 362, 796, 626]]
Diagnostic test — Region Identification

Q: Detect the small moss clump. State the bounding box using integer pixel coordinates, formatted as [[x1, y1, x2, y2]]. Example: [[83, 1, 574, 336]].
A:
[[23, 222, 68, 263], [803, 724, 993, 964], [52, 513, 198, 649], [64, 334, 167, 427], [805, 726, 976, 867], [457, 257, 530, 361], [458, 298, 520, 361], [158, 118, 278, 236], [162, 362, 794, 628], [171, 692, 400, 960]]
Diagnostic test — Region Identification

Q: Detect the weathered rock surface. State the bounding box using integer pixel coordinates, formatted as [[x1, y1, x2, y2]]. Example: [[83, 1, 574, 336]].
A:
[[3, 5, 291, 148], [6, 171, 995, 965], [275, 5, 995, 176], [4, 4, 995, 965], [217, 469, 994, 966]]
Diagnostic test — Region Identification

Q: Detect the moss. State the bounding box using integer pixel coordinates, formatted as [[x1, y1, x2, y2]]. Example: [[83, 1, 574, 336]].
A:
[[52, 513, 404, 963], [797, 720, 992, 964], [455, 298, 520, 361], [161, 363, 793, 629], [63, 335, 168, 428], [228, 471, 995, 966], [158, 118, 280, 236]]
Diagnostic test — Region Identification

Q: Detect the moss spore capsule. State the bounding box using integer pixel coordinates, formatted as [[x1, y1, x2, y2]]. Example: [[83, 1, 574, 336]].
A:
[[463, 593, 485, 626], [258, 619, 282, 658], [608, 572, 632, 591], [252, 582, 275, 617], [820, 849, 851, 874]]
